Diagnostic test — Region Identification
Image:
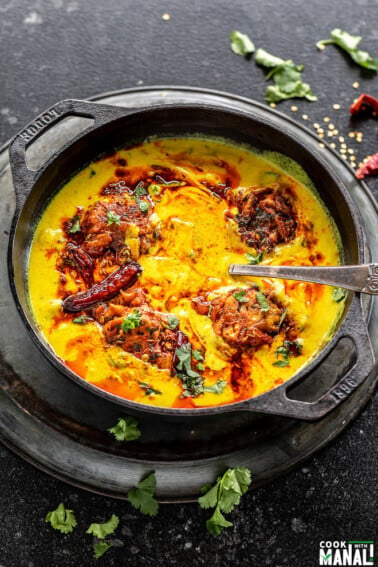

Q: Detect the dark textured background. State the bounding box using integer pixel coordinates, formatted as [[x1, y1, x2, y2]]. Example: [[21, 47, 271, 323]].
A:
[[0, 1, 377, 566]]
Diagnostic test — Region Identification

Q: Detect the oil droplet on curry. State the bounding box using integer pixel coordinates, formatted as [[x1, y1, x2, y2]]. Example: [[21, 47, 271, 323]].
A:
[[28, 137, 345, 408]]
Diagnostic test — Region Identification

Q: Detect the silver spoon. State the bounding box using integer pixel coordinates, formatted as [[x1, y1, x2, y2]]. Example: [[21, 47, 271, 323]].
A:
[[228, 263, 378, 295]]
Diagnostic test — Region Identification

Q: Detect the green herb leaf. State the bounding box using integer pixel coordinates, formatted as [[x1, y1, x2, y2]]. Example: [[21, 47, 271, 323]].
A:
[[272, 359, 289, 367], [198, 467, 252, 536], [229, 30, 255, 57], [233, 290, 249, 303], [73, 314, 90, 325], [86, 514, 119, 539], [167, 314, 180, 330], [134, 181, 148, 197], [138, 381, 162, 396], [204, 379, 227, 394], [45, 503, 77, 534], [128, 472, 159, 517], [93, 541, 112, 559], [246, 251, 263, 265], [197, 363, 205, 371], [317, 29, 378, 71], [255, 49, 317, 103], [273, 345, 289, 367], [108, 417, 141, 442], [68, 215, 81, 233], [193, 349, 204, 362], [175, 343, 205, 397], [121, 309, 142, 332], [332, 287, 346, 302], [138, 200, 150, 213], [106, 211, 121, 226], [256, 291, 269, 312]]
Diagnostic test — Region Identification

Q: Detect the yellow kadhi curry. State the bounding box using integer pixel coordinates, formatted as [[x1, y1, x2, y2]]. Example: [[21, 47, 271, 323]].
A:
[[28, 137, 344, 408]]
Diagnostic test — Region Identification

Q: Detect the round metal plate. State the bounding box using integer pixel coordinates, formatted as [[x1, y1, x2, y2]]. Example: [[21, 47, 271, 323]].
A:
[[0, 86, 377, 502]]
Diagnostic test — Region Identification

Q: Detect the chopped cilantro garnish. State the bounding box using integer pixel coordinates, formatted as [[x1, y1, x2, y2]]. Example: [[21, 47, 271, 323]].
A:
[[68, 215, 81, 234], [86, 514, 119, 539], [256, 291, 269, 312], [121, 309, 142, 332], [198, 467, 252, 536], [128, 472, 159, 517], [229, 30, 255, 57], [106, 211, 121, 226], [204, 379, 227, 394], [108, 417, 141, 442], [233, 290, 249, 303], [246, 251, 263, 265], [273, 345, 290, 367], [134, 181, 148, 197], [45, 503, 77, 534], [332, 288, 346, 302], [175, 343, 204, 397], [73, 314, 90, 325], [167, 314, 180, 330], [93, 541, 112, 559], [138, 381, 162, 396], [193, 349, 204, 362]]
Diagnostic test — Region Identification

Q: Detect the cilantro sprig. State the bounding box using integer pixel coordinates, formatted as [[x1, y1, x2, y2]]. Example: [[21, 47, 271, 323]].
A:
[[203, 379, 227, 394], [255, 48, 317, 103], [108, 417, 141, 442], [121, 309, 142, 332], [106, 210, 121, 226], [317, 29, 378, 71], [246, 251, 263, 265], [67, 214, 81, 234], [93, 542, 112, 559], [138, 381, 162, 396], [175, 343, 204, 397], [45, 503, 77, 534], [233, 290, 249, 303], [256, 291, 269, 312], [198, 467, 252, 536], [128, 472, 159, 517], [167, 314, 180, 330]]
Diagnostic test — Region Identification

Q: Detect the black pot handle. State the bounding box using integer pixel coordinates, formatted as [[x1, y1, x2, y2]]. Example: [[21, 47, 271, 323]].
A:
[[9, 98, 131, 209], [242, 296, 375, 420]]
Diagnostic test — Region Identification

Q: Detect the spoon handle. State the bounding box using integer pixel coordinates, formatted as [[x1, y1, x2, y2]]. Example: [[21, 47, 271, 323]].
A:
[[228, 263, 378, 295]]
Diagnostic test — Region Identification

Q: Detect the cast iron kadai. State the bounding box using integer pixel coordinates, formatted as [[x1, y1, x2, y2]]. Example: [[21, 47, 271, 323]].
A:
[[7, 98, 376, 421]]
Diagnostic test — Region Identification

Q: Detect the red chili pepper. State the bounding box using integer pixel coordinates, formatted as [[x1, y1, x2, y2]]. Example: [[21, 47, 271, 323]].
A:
[[355, 153, 378, 179], [68, 245, 95, 287], [350, 94, 378, 117], [62, 260, 142, 312]]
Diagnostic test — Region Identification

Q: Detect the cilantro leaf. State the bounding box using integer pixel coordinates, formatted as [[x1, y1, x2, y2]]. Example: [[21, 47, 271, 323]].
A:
[[193, 349, 204, 362], [73, 314, 90, 325], [106, 211, 121, 226], [121, 309, 142, 332], [138, 381, 162, 396], [86, 514, 119, 539], [246, 251, 263, 265], [134, 181, 148, 197], [93, 541, 112, 559], [108, 417, 141, 442], [198, 468, 252, 536], [68, 215, 81, 234], [256, 291, 269, 312], [167, 314, 180, 330], [229, 30, 255, 57], [204, 379, 227, 394], [45, 503, 77, 534], [128, 472, 159, 517], [233, 290, 249, 303], [273, 345, 290, 367], [255, 48, 317, 103], [317, 29, 378, 71], [174, 343, 205, 397], [332, 287, 346, 302]]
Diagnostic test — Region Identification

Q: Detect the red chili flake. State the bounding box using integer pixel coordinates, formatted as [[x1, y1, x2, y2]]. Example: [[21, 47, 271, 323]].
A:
[[355, 153, 378, 179], [350, 94, 378, 117]]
